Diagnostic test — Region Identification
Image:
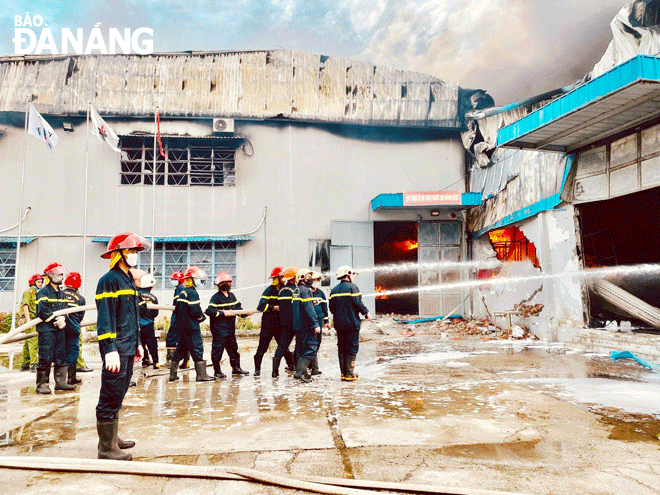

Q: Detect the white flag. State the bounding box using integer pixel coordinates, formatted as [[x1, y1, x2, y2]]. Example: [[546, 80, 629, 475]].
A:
[[90, 105, 120, 152], [27, 103, 58, 153]]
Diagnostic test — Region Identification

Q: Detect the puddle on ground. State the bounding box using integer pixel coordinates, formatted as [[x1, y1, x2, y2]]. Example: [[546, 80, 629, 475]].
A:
[[596, 411, 660, 443]]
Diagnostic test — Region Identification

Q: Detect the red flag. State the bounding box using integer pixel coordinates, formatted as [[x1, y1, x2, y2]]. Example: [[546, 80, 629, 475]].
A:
[[157, 110, 166, 158]]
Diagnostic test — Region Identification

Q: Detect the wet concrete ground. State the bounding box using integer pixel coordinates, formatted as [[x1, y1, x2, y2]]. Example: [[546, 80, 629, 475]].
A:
[[1, 323, 660, 494]]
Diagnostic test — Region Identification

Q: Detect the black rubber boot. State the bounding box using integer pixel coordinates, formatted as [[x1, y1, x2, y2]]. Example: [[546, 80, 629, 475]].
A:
[[272, 356, 281, 378], [165, 347, 175, 368], [212, 359, 226, 379], [54, 365, 76, 391], [310, 356, 322, 375], [97, 420, 132, 461], [231, 358, 249, 376], [169, 361, 179, 382], [344, 355, 359, 381], [295, 358, 312, 383], [67, 363, 82, 385], [195, 361, 215, 382], [115, 419, 135, 449], [338, 352, 346, 380], [253, 354, 262, 377], [36, 369, 51, 394], [284, 351, 295, 372]]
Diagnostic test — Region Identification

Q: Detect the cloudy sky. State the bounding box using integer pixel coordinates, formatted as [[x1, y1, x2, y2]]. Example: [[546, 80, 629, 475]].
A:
[[0, 0, 629, 105]]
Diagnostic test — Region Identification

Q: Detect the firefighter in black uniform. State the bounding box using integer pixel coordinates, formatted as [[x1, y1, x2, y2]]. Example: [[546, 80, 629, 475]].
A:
[[137, 272, 160, 369], [169, 266, 214, 383], [310, 271, 329, 376], [95, 232, 148, 461], [253, 266, 294, 377], [63, 272, 85, 386], [272, 266, 298, 377], [205, 272, 251, 378], [329, 265, 372, 381], [165, 271, 184, 368], [292, 268, 321, 383], [36, 262, 74, 394]]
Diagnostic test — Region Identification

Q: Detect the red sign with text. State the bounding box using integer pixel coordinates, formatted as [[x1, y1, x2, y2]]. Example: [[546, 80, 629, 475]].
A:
[[402, 191, 461, 206]]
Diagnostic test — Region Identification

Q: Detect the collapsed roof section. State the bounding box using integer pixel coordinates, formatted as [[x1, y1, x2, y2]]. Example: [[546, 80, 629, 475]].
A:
[[0, 50, 463, 129]]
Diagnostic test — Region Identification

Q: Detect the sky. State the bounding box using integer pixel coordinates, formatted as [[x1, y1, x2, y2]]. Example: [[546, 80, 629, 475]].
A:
[[0, 0, 630, 105]]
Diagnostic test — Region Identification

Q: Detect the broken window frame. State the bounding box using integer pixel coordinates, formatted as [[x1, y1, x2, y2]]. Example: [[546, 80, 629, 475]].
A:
[[308, 239, 331, 286], [0, 244, 16, 291], [120, 136, 237, 187]]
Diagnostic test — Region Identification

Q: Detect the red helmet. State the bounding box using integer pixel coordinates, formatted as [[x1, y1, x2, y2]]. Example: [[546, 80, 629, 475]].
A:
[[214, 272, 232, 285], [64, 272, 81, 289], [269, 266, 284, 279], [43, 262, 65, 276], [29, 273, 44, 286], [183, 266, 207, 281], [171, 271, 184, 282], [101, 232, 149, 259]]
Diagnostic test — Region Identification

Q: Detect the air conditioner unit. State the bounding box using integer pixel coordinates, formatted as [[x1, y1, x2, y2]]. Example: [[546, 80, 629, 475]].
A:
[[213, 118, 234, 133]]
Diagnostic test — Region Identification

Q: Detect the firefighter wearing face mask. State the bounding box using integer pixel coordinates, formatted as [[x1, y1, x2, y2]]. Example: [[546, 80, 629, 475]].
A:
[[95, 232, 147, 461], [310, 271, 329, 376], [272, 266, 298, 378], [292, 268, 321, 383], [19, 273, 44, 372], [165, 271, 185, 368], [137, 273, 160, 369], [35, 263, 73, 394], [205, 272, 251, 378], [63, 272, 85, 386], [169, 266, 214, 383]]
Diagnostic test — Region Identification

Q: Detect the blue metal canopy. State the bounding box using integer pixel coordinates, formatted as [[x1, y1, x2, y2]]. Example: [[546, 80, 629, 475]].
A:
[[0, 236, 37, 246], [92, 235, 254, 245], [498, 55, 660, 152]]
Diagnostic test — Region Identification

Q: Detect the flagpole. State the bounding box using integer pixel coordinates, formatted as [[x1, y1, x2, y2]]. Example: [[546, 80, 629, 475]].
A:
[[151, 108, 157, 276], [82, 101, 90, 294], [10, 99, 30, 333]]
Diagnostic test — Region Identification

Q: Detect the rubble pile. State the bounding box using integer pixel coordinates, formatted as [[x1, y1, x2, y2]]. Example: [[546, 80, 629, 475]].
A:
[[516, 304, 545, 318]]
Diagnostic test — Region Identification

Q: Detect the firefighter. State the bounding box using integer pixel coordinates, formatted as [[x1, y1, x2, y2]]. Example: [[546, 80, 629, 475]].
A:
[[253, 266, 294, 377], [272, 266, 298, 378], [292, 268, 321, 383], [63, 272, 85, 386], [329, 266, 372, 381], [95, 232, 148, 461], [138, 272, 160, 369], [36, 263, 74, 394], [19, 273, 43, 372], [310, 271, 329, 376], [165, 271, 184, 368], [205, 272, 251, 378], [169, 266, 214, 383]]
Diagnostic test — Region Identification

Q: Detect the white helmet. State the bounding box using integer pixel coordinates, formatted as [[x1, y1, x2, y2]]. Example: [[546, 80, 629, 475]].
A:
[[295, 268, 313, 284], [336, 265, 358, 279], [140, 273, 156, 289]]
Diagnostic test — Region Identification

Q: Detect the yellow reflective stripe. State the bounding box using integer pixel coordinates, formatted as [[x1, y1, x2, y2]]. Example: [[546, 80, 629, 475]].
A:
[[293, 297, 314, 302], [36, 297, 68, 303], [209, 302, 239, 307], [329, 292, 361, 299], [98, 333, 117, 340], [178, 299, 200, 305], [262, 296, 278, 300], [263, 304, 270, 312], [138, 300, 147, 306], [96, 289, 137, 300], [278, 296, 293, 300]]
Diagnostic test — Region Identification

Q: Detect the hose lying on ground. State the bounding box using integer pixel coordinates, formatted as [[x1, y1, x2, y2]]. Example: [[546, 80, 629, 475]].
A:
[[0, 456, 533, 495]]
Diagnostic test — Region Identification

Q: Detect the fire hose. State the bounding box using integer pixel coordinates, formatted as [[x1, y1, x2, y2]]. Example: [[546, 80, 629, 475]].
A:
[[0, 305, 258, 345], [0, 456, 532, 495]]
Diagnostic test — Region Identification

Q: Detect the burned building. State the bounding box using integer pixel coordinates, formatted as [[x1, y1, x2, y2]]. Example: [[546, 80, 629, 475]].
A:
[[0, 50, 476, 316]]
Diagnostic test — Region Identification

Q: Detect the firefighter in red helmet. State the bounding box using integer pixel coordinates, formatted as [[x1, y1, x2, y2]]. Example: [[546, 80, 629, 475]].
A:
[[35, 263, 74, 394], [94, 232, 148, 461], [165, 271, 186, 368], [63, 272, 86, 386]]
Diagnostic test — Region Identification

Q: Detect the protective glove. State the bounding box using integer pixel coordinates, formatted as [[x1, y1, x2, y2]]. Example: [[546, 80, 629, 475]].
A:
[[54, 315, 66, 329], [314, 327, 320, 334], [136, 344, 143, 360], [104, 351, 121, 373]]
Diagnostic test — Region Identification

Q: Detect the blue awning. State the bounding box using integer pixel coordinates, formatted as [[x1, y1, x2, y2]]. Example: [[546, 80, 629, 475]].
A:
[[371, 192, 482, 211], [0, 236, 37, 246], [92, 235, 254, 245], [498, 55, 660, 152]]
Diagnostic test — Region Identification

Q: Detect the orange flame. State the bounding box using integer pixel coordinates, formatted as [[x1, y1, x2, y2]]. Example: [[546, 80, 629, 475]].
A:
[[404, 240, 418, 251], [375, 286, 389, 299]]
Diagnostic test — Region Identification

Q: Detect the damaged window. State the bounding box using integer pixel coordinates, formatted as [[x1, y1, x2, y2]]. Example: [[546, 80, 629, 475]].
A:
[[309, 239, 330, 286], [0, 245, 16, 291], [488, 226, 539, 268], [120, 136, 236, 187], [137, 241, 237, 289]]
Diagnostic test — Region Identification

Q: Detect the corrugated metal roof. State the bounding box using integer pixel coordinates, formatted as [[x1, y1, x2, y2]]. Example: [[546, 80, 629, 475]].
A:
[[0, 51, 461, 128], [498, 55, 660, 152], [92, 235, 254, 244], [0, 236, 37, 246]]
